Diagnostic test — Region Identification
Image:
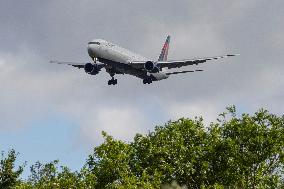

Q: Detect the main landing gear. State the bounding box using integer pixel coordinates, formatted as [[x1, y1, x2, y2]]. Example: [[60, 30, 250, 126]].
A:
[[108, 78, 117, 85], [108, 72, 117, 85], [143, 78, 152, 84]]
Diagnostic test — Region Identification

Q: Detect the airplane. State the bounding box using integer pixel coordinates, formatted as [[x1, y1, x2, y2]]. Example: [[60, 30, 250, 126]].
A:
[[50, 35, 239, 85]]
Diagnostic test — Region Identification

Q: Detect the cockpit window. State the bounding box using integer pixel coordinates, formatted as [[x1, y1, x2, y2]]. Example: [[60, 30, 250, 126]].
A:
[[88, 42, 100, 45]]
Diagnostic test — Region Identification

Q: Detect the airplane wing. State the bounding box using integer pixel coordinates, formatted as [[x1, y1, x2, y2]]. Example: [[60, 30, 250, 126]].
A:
[[50, 61, 105, 69], [166, 69, 203, 75], [50, 61, 85, 68], [50, 60, 149, 79], [131, 54, 239, 69], [157, 54, 239, 69]]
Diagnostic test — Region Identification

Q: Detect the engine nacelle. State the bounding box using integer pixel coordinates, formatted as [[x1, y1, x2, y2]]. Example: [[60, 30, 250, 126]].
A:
[[84, 63, 100, 75], [144, 61, 159, 73]]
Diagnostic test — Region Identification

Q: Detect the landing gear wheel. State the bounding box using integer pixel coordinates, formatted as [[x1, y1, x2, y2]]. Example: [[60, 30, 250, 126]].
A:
[[108, 80, 112, 85], [143, 78, 152, 84], [108, 79, 118, 85]]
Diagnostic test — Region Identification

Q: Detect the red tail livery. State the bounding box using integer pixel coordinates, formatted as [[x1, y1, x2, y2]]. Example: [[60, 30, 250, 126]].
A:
[[158, 35, 171, 61]]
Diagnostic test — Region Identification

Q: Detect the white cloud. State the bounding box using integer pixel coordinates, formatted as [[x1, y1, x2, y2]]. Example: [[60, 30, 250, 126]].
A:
[[168, 102, 219, 125], [0, 46, 86, 131], [0, 46, 151, 144], [1, 0, 284, 146], [79, 106, 149, 145]]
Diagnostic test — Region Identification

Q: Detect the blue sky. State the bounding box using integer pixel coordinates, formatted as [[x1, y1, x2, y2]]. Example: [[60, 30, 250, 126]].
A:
[[1, 0, 284, 178], [0, 111, 84, 177]]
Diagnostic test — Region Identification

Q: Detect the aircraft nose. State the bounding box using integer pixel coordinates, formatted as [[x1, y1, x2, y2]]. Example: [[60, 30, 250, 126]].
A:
[[87, 44, 95, 57]]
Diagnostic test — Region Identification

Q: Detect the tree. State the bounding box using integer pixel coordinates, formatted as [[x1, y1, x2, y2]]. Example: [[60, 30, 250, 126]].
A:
[[0, 150, 24, 189], [86, 107, 284, 188], [1, 107, 284, 188], [26, 160, 87, 189], [86, 131, 161, 188], [211, 107, 284, 188]]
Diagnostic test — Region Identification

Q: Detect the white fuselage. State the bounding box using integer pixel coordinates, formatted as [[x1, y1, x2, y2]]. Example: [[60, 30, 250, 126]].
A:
[[87, 39, 169, 81], [87, 39, 148, 63]]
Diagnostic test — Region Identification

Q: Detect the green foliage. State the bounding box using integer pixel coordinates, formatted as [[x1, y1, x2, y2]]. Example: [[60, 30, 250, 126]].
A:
[[211, 107, 284, 188], [85, 106, 284, 188], [1, 107, 284, 188], [24, 160, 93, 189], [0, 150, 24, 189], [85, 131, 162, 188]]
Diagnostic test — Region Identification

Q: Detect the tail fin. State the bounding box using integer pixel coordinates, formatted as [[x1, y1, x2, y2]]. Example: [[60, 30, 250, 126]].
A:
[[158, 35, 171, 61]]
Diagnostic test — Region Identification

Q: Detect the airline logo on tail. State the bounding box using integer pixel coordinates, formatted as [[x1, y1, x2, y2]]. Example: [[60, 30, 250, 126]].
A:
[[158, 35, 171, 61]]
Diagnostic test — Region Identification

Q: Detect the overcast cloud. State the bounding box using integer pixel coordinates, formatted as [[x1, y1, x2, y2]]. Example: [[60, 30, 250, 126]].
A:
[[1, 0, 284, 172]]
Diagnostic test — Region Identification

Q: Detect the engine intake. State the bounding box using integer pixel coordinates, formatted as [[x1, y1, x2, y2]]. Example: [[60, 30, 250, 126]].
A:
[[144, 61, 159, 73], [84, 63, 100, 75]]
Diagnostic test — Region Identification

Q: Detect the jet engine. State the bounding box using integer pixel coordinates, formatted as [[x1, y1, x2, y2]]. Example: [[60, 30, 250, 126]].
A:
[[144, 61, 159, 73], [84, 63, 101, 75]]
